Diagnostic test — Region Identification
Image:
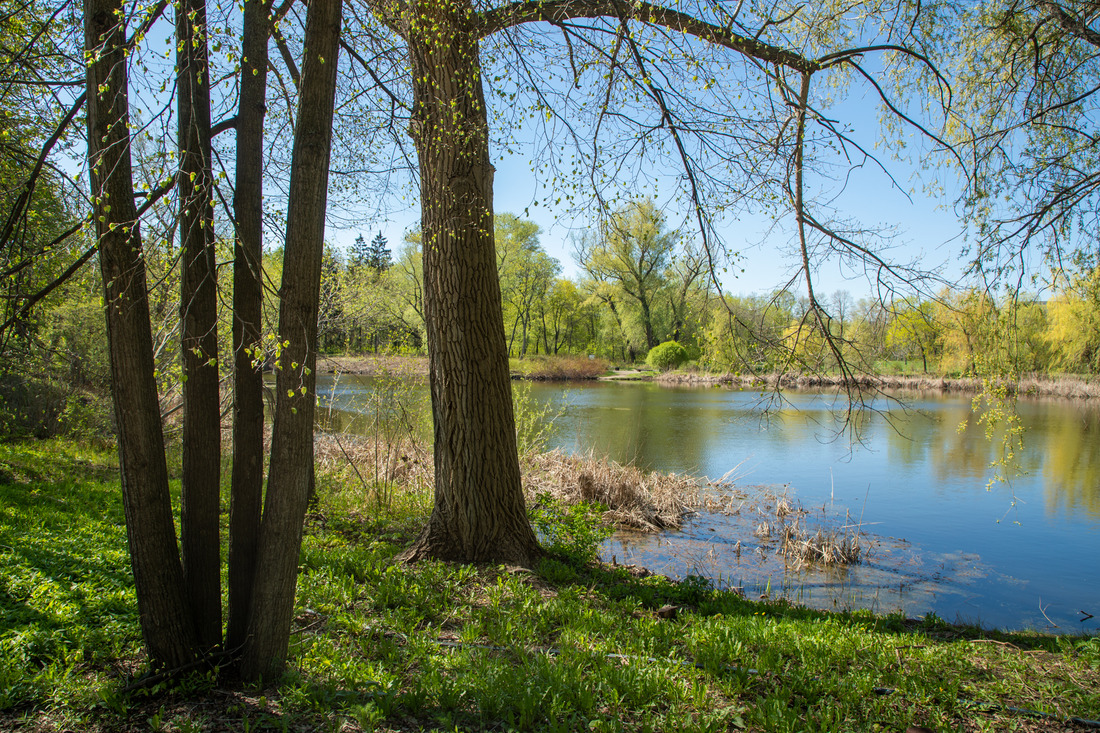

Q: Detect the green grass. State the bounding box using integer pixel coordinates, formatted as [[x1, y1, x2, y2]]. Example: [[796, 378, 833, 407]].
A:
[[2, 438, 1099, 732], [0, 440, 138, 716]]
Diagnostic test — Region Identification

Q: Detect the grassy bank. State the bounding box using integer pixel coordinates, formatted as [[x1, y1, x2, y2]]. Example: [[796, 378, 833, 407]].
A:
[[658, 371, 1100, 400], [323, 354, 612, 381], [5, 438, 1097, 732], [320, 353, 1100, 401]]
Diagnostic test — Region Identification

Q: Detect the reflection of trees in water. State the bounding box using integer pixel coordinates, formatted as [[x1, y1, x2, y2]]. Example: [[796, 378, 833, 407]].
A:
[[581, 385, 714, 472], [1039, 405, 1100, 518], [324, 379, 1100, 519], [883, 397, 1100, 518], [924, 403, 998, 484]]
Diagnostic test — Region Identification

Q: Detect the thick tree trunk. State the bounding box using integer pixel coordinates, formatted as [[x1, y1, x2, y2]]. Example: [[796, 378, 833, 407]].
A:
[[400, 0, 541, 566], [239, 0, 342, 682], [227, 0, 271, 659], [85, 0, 197, 668], [177, 0, 223, 653]]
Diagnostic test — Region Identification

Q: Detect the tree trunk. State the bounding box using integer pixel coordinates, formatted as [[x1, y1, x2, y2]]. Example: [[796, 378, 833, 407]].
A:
[[228, 0, 271, 658], [239, 0, 342, 682], [177, 0, 223, 653], [640, 294, 657, 349], [85, 0, 198, 668], [399, 0, 540, 566]]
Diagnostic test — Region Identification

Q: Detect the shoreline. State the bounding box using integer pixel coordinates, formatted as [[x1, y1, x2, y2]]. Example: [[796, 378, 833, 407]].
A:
[[321, 354, 1100, 399], [655, 371, 1100, 400]]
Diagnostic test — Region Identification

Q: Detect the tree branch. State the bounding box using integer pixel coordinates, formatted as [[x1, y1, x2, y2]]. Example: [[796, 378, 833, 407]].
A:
[[478, 0, 818, 72]]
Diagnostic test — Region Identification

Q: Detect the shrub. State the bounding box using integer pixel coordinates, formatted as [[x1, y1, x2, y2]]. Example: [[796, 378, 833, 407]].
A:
[[645, 341, 688, 371], [529, 493, 612, 566]]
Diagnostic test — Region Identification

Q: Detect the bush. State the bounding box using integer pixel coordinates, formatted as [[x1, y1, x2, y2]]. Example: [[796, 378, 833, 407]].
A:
[[645, 341, 688, 371], [529, 493, 612, 566]]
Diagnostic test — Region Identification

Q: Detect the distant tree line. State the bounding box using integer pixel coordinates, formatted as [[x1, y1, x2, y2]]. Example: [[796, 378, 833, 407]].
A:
[[313, 204, 1100, 377]]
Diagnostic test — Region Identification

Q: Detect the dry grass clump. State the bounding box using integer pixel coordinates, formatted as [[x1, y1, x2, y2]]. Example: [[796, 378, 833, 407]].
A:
[[523, 450, 698, 531], [516, 355, 610, 381], [779, 513, 862, 566], [314, 431, 431, 485]]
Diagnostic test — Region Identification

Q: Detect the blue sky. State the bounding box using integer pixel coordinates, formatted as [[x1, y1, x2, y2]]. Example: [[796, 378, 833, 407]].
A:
[[121, 4, 976, 302], [330, 84, 971, 302]]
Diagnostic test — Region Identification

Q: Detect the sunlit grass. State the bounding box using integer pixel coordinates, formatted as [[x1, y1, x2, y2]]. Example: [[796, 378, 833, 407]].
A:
[[2, 437, 1098, 732]]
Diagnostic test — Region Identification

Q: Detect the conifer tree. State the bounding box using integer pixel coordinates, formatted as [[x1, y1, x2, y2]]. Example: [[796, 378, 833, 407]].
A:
[[367, 231, 391, 272]]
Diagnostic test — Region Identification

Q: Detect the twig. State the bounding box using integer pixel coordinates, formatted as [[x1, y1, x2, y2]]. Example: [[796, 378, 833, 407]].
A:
[[1038, 598, 1059, 628]]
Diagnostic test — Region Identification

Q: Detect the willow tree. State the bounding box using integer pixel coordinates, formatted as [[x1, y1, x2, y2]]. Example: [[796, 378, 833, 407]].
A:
[[938, 0, 1100, 275]]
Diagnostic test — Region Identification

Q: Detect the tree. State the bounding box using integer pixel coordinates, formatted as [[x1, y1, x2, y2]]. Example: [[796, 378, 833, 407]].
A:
[[577, 199, 677, 351], [885, 298, 941, 372], [367, 231, 391, 272], [941, 0, 1100, 273], [496, 214, 560, 356], [1046, 270, 1100, 372], [389, 233, 426, 348], [395, 0, 541, 564], [240, 0, 343, 679], [0, 1, 86, 363], [177, 0, 223, 653], [350, 233, 370, 268], [84, 0, 344, 679], [227, 0, 272, 660], [85, 0, 198, 667]]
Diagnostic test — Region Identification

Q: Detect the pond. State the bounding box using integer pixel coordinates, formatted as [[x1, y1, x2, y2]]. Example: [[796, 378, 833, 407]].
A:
[[317, 375, 1100, 634]]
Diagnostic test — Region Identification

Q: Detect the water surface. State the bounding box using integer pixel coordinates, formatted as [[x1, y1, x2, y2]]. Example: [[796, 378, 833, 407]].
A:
[[318, 375, 1100, 633]]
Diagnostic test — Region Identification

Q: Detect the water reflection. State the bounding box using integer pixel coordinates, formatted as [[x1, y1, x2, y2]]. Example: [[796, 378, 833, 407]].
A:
[[315, 375, 1100, 631]]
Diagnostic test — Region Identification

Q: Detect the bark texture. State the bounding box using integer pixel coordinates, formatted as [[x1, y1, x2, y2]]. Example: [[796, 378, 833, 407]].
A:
[[85, 0, 197, 668], [400, 0, 541, 566], [227, 0, 271, 658], [239, 0, 342, 682], [177, 0, 223, 653]]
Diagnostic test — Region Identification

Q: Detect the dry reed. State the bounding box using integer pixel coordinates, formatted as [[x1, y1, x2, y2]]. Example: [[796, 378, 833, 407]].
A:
[[778, 512, 862, 566], [522, 450, 699, 531], [657, 371, 1100, 400], [515, 356, 610, 381]]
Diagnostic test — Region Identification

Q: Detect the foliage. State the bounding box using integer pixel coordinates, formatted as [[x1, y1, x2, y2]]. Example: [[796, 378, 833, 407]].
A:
[[645, 340, 688, 371], [529, 492, 613, 565], [511, 381, 562, 456]]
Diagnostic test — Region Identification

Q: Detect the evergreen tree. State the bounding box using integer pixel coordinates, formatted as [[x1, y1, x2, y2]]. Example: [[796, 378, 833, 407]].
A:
[[350, 233, 370, 268], [367, 231, 391, 272]]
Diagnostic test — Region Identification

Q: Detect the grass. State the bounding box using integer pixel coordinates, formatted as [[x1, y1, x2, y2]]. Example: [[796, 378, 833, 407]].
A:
[[510, 355, 611, 381], [657, 369, 1100, 401], [3, 438, 1100, 732]]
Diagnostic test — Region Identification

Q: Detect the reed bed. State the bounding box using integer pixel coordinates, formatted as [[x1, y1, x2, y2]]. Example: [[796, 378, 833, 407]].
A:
[[512, 355, 610, 380], [522, 450, 699, 531]]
